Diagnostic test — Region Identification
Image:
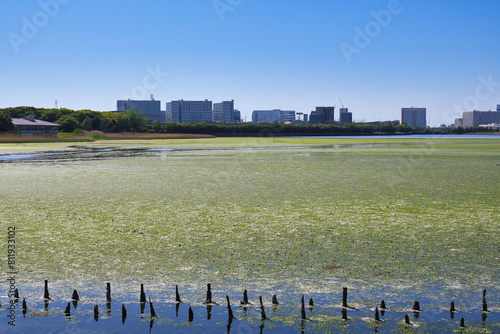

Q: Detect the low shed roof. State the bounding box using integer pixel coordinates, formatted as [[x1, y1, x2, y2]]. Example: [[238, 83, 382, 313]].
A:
[[11, 115, 61, 127]]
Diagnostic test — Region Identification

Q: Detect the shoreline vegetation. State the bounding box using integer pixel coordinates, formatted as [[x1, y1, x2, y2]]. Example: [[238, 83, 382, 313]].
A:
[[1, 106, 499, 141]]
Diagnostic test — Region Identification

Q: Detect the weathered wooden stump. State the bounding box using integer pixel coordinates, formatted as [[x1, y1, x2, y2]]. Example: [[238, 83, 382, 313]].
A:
[[175, 285, 182, 303], [93, 304, 99, 321], [203, 283, 212, 305], [450, 301, 455, 312], [380, 300, 386, 310], [412, 301, 420, 311], [482, 289, 488, 312], [272, 294, 279, 305], [14, 288, 20, 299], [240, 289, 250, 306], [149, 297, 157, 318], [404, 314, 410, 325], [301, 295, 306, 320], [22, 298, 27, 313], [309, 298, 314, 307], [140, 284, 146, 304], [64, 302, 71, 317], [260, 296, 267, 320], [226, 295, 234, 319], [106, 283, 111, 302], [44, 280, 51, 300], [71, 289, 79, 301], [460, 317, 465, 328], [342, 287, 348, 308], [122, 303, 127, 322], [374, 307, 380, 322], [188, 307, 194, 322]]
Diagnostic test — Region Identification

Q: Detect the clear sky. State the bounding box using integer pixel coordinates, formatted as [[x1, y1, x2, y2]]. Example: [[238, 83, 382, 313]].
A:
[[2, 0, 499, 126]]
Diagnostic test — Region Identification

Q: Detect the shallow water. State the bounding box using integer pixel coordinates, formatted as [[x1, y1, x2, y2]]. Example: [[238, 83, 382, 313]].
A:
[[1, 281, 498, 333]]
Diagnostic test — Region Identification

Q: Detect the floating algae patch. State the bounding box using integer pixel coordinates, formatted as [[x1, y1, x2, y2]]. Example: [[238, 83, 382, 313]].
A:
[[0, 138, 499, 331]]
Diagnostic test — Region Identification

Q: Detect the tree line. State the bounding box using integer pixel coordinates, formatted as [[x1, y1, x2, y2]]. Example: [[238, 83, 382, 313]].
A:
[[0, 106, 497, 135]]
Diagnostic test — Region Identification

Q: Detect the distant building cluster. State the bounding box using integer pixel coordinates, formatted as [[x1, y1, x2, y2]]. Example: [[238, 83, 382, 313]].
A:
[[117, 98, 240, 124], [115, 97, 498, 128], [455, 105, 500, 128]]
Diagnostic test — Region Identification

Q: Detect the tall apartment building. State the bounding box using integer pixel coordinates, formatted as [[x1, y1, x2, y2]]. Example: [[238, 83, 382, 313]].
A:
[[166, 100, 213, 123], [252, 109, 295, 123], [462, 110, 500, 127], [213, 100, 239, 123], [117, 99, 163, 123], [401, 107, 426, 128], [309, 107, 335, 124], [339, 107, 353, 125]]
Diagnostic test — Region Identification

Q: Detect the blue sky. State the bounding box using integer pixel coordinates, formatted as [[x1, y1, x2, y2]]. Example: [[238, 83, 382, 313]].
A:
[[2, 0, 499, 126]]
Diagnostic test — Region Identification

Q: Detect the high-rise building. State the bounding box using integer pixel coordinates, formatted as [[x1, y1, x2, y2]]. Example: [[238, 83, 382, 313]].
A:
[[252, 109, 295, 123], [213, 100, 238, 123], [166, 100, 212, 123], [339, 107, 353, 125], [309, 107, 335, 124], [462, 110, 500, 127], [497, 104, 500, 112], [401, 107, 426, 128], [233, 109, 241, 124], [117, 99, 163, 123]]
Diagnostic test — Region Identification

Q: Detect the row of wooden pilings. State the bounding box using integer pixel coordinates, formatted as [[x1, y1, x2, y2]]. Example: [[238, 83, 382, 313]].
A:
[[7, 280, 493, 329]]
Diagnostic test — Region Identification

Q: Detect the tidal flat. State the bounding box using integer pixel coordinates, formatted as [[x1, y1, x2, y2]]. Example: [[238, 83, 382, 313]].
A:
[[1, 137, 499, 332]]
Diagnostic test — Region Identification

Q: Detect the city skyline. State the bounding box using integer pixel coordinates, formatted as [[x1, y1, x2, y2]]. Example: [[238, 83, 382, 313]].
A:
[[2, 1, 500, 126]]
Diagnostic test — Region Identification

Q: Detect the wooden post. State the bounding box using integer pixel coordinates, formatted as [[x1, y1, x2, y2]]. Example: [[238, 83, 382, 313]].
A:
[[301, 295, 306, 320], [374, 307, 380, 322], [203, 283, 212, 305], [404, 314, 410, 325], [342, 287, 348, 308], [106, 283, 111, 303], [13, 289, 19, 299], [175, 285, 182, 303], [260, 296, 267, 320], [482, 289, 488, 312], [72, 289, 79, 301], [412, 301, 420, 311], [342, 308, 348, 320], [64, 302, 71, 317], [460, 317, 465, 328], [309, 298, 314, 307], [272, 294, 279, 305], [44, 280, 51, 300], [22, 298, 27, 312], [226, 295, 233, 319], [149, 297, 157, 318], [241, 289, 249, 306], [188, 307, 194, 322], [380, 300, 386, 309], [93, 305, 99, 321], [450, 301, 455, 312], [122, 303, 127, 321], [140, 284, 146, 304]]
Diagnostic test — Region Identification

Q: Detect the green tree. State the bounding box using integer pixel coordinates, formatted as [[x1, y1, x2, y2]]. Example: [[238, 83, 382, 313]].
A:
[[125, 110, 147, 132], [0, 110, 16, 132], [57, 116, 80, 132], [82, 117, 93, 131]]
